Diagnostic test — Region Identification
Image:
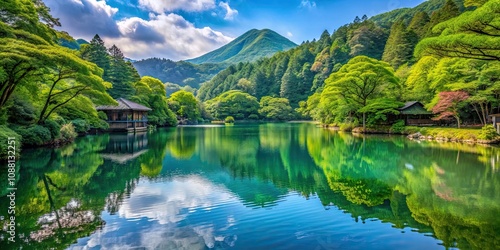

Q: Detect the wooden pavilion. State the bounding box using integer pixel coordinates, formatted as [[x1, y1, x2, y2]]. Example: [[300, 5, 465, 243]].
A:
[[398, 101, 434, 126], [96, 98, 151, 132]]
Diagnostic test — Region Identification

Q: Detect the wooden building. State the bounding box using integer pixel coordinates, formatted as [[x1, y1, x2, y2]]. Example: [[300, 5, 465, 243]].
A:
[[100, 133, 149, 163], [399, 101, 434, 126], [489, 114, 500, 133], [96, 98, 152, 132]]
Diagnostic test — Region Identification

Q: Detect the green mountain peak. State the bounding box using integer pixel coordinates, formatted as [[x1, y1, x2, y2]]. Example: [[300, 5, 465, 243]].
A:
[[186, 29, 297, 64]]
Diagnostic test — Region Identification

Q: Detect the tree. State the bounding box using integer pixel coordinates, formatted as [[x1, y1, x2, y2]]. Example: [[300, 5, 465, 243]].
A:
[[280, 48, 315, 105], [37, 47, 116, 124], [236, 78, 255, 95], [416, 1, 500, 61], [348, 21, 389, 60], [82, 34, 110, 72], [432, 91, 469, 128], [106, 45, 136, 99], [404, 56, 440, 103], [382, 22, 418, 68], [204, 90, 259, 120], [321, 56, 400, 130], [427, 0, 461, 36], [408, 11, 431, 39], [168, 90, 200, 124], [259, 96, 295, 121], [130, 76, 177, 127], [431, 59, 500, 125]]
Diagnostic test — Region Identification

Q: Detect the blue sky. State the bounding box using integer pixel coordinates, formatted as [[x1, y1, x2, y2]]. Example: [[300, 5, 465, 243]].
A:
[[43, 0, 426, 60]]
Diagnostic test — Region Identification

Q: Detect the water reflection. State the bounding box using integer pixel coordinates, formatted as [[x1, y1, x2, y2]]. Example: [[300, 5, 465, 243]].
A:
[[0, 124, 499, 249]]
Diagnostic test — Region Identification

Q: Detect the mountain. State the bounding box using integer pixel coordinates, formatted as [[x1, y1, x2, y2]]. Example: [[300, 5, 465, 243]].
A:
[[186, 29, 297, 64], [133, 29, 296, 89]]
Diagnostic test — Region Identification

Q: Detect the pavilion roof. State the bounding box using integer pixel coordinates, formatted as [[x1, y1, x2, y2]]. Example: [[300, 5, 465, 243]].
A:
[[399, 101, 432, 115], [96, 98, 151, 111]]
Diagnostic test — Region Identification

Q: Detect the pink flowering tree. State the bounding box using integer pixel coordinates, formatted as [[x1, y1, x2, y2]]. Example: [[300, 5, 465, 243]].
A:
[[432, 91, 470, 128]]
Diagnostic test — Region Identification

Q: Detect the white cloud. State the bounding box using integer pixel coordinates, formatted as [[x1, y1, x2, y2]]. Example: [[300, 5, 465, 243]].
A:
[[44, 0, 121, 38], [138, 0, 216, 13], [299, 0, 316, 9], [218, 2, 238, 21], [44, 0, 234, 60], [118, 176, 234, 224], [286, 31, 293, 38], [106, 13, 233, 60]]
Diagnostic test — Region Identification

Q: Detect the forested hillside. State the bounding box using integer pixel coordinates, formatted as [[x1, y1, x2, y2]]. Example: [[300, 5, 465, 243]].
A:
[[133, 58, 226, 89], [132, 29, 296, 90], [197, 0, 467, 105], [197, 0, 499, 131]]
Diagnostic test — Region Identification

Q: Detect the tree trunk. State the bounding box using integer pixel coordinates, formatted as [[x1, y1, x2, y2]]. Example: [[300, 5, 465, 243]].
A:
[[363, 112, 366, 132], [472, 104, 484, 125], [455, 115, 461, 128]]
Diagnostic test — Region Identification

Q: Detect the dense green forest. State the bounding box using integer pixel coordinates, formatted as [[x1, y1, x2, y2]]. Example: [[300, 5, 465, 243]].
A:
[[133, 58, 226, 89], [0, 0, 179, 152], [197, 0, 500, 131]]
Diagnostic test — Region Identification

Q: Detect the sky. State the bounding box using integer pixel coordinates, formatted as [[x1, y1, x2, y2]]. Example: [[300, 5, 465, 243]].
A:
[[43, 0, 426, 61]]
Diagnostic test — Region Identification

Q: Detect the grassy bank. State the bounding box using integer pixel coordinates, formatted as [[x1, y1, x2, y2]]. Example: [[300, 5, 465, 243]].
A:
[[324, 123, 500, 144]]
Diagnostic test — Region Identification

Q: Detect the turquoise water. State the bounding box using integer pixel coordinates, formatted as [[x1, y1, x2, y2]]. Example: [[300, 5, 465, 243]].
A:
[[1, 123, 499, 249]]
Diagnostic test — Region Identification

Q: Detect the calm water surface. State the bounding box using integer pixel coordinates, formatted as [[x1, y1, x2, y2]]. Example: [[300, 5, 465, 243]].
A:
[[1, 123, 499, 249]]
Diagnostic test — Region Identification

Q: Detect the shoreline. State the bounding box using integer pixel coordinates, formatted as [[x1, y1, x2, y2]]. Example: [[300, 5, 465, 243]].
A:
[[321, 124, 500, 145]]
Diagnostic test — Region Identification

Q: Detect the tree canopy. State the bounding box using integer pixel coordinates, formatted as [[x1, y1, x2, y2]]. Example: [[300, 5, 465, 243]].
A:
[[416, 0, 500, 61]]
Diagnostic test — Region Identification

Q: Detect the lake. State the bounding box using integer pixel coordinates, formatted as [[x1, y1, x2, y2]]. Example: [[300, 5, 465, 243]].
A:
[[1, 123, 499, 249]]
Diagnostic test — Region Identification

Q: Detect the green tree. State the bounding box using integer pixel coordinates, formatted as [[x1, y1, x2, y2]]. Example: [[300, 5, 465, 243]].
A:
[[427, 0, 461, 36], [416, 1, 500, 61], [382, 22, 418, 68], [130, 76, 177, 127], [81, 34, 110, 72], [321, 56, 400, 129], [404, 56, 440, 103], [205, 90, 259, 120], [37, 47, 116, 124], [106, 45, 137, 99], [348, 21, 388, 60], [280, 48, 315, 105], [168, 90, 200, 124], [259, 96, 295, 121], [408, 11, 431, 39]]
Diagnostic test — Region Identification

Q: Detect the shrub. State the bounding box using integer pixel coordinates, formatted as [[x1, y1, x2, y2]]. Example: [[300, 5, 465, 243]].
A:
[[53, 116, 67, 126], [60, 123, 78, 141], [91, 119, 109, 130], [248, 114, 259, 120], [224, 116, 235, 123], [42, 119, 61, 140], [0, 126, 21, 159], [7, 98, 37, 125], [71, 119, 90, 133], [478, 125, 498, 140], [390, 120, 405, 134], [339, 123, 356, 132], [98, 111, 108, 120], [15, 125, 51, 146]]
